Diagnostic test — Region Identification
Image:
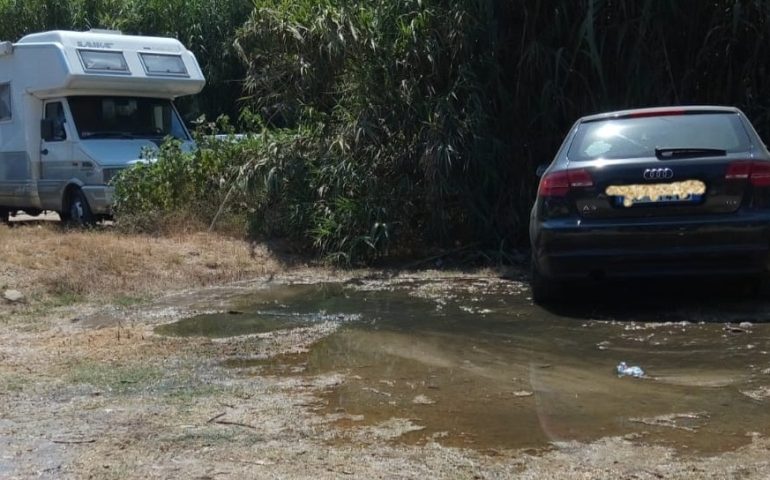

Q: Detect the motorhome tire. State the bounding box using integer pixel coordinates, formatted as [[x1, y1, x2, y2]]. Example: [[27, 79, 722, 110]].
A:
[[0, 208, 9, 224], [67, 189, 95, 226]]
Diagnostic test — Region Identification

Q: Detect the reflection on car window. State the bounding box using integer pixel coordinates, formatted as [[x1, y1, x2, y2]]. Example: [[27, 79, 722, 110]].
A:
[[568, 114, 751, 161], [584, 140, 612, 157], [67, 96, 189, 140]]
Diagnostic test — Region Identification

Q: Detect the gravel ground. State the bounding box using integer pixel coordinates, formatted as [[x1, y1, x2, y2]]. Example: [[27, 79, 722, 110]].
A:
[[1, 224, 770, 478]]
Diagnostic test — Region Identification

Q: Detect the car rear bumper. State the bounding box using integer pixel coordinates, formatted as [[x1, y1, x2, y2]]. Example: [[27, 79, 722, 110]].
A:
[[532, 213, 770, 279]]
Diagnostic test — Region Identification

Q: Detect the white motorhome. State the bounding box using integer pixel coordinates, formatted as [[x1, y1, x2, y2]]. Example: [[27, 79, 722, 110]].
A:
[[0, 29, 205, 224]]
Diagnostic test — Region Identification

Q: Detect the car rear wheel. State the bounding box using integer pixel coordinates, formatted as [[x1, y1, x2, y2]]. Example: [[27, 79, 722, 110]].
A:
[[531, 258, 561, 305]]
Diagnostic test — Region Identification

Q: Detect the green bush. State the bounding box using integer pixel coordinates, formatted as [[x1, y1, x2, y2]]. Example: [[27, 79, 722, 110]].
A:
[[112, 125, 257, 234], [231, 0, 770, 263], [11, 0, 770, 263], [232, 0, 507, 262]]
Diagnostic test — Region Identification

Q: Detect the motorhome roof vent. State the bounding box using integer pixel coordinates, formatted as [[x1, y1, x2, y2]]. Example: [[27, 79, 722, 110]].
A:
[[88, 29, 123, 35]]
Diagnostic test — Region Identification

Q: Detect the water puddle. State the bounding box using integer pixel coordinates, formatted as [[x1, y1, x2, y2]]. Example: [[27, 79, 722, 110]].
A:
[[155, 284, 357, 338], [158, 278, 770, 454], [155, 310, 312, 337]]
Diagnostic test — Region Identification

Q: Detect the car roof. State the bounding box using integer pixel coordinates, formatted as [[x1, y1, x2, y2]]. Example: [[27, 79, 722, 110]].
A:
[[580, 105, 742, 123]]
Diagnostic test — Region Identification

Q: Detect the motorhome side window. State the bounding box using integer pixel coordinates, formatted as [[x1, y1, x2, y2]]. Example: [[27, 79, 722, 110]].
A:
[[139, 53, 188, 77], [0, 83, 11, 121], [78, 50, 129, 74], [44, 102, 67, 141]]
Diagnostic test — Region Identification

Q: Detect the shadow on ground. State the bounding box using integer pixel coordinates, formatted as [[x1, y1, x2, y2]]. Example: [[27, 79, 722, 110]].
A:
[[538, 275, 770, 323]]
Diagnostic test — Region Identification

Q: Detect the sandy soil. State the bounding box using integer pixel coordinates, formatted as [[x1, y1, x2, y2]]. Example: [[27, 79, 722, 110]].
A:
[[1, 222, 770, 479]]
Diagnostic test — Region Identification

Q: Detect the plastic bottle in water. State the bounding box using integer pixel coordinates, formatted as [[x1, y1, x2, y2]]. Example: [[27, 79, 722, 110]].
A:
[[616, 361, 645, 378]]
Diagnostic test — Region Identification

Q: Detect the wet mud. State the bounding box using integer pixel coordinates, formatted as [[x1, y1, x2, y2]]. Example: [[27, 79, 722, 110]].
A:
[[159, 277, 770, 455]]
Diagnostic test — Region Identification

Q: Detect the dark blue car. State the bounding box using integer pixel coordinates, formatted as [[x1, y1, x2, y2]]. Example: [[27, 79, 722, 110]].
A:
[[529, 106, 770, 303]]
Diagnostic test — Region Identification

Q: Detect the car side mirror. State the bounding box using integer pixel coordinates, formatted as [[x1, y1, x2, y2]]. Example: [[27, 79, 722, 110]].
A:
[[535, 164, 549, 177], [41, 119, 54, 142]]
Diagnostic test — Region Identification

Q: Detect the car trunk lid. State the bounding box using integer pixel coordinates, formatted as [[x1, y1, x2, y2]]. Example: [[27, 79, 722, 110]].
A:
[[571, 155, 754, 219]]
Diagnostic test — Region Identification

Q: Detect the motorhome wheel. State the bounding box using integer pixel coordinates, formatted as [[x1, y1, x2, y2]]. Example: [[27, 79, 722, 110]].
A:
[[68, 189, 95, 226]]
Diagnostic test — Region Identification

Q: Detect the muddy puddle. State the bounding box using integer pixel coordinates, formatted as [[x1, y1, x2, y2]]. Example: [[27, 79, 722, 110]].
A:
[[158, 278, 770, 454]]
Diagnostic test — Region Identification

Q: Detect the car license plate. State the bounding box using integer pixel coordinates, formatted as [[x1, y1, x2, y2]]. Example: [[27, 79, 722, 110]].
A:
[[606, 180, 706, 207]]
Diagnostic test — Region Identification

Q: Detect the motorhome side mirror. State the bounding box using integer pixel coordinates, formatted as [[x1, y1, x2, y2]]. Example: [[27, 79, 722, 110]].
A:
[[535, 164, 549, 177], [41, 119, 54, 142]]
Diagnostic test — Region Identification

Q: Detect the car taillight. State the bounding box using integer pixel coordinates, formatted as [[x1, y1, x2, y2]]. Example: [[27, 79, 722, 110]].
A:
[[750, 162, 770, 187], [725, 161, 770, 187], [538, 169, 594, 197]]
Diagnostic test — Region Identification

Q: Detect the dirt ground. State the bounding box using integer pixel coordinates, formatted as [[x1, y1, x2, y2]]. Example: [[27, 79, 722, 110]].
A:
[[1, 221, 770, 479]]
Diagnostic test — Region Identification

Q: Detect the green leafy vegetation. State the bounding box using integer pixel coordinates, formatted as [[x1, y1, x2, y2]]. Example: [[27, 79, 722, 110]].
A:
[[230, 0, 770, 262], [5, 1, 770, 262], [112, 125, 261, 235]]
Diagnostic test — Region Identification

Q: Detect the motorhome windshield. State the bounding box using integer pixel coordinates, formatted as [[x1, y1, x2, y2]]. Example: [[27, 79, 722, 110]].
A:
[[67, 96, 189, 141]]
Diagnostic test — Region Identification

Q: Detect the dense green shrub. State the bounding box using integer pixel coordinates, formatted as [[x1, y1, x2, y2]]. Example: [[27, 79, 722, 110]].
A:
[[233, 0, 510, 262], [231, 0, 770, 262], [112, 127, 256, 233], [9, 0, 770, 263]]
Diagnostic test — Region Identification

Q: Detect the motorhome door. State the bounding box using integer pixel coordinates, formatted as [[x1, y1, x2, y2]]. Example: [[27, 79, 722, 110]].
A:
[[39, 100, 76, 182]]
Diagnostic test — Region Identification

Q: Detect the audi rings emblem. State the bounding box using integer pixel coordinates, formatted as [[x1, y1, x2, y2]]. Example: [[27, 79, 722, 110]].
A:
[[643, 168, 674, 180]]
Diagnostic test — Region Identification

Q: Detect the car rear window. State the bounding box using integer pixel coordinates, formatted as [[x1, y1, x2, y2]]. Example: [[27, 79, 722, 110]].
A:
[[567, 113, 752, 161]]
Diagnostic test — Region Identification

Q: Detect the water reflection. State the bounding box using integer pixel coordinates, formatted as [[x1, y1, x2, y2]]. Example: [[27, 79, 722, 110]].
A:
[[159, 279, 770, 453]]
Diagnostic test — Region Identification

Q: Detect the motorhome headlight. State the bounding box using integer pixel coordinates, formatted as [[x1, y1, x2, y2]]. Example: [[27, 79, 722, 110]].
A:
[[102, 167, 125, 185]]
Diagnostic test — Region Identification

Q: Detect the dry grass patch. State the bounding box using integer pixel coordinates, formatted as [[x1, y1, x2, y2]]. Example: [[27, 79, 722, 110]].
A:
[[0, 223, 278, 305]]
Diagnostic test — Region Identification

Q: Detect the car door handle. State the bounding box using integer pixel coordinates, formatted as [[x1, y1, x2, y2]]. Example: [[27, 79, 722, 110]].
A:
[[40, 148, 48, 155]]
